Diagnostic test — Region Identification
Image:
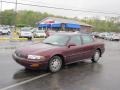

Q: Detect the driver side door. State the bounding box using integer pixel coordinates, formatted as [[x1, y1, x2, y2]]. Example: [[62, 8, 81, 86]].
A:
[[65, 35, 83, 64]]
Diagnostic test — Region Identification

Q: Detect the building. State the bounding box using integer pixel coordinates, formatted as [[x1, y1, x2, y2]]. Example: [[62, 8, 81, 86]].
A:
[[38, 17, 93, 33]]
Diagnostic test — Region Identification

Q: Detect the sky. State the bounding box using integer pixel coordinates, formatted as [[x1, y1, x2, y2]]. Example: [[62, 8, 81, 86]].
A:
[[1, 0, 120, 18]]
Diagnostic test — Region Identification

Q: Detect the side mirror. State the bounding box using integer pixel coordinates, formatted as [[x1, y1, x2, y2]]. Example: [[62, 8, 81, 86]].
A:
[[67, 43, 76, 48]]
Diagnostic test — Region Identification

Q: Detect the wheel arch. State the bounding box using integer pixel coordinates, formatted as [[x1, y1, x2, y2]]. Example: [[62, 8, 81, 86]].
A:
[[96, 48, 102, 57]]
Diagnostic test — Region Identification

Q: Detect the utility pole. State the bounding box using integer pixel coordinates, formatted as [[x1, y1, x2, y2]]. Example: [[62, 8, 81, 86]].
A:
[[0, 0, 2, 25], [14, 0, 17, 31], [11, 0, 17, 39], [0, 0, 2, 11]]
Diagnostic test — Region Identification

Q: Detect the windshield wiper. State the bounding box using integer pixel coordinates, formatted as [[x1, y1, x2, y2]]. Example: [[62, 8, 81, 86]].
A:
[[44, 42, 54, 45]]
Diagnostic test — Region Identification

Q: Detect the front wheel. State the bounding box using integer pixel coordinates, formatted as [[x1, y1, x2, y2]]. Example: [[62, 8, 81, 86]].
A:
[[49, 56, 62, 73], [91, 50, 100, 63]]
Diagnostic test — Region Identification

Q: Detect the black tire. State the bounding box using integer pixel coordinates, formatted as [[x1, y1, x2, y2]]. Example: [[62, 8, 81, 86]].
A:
[[25, 68, 33, 71], [91, 50, 100, 63], [49, 56, 62, 73], [19, 36, 22, 38], [7, 32, 9, 35], [28, 37, 32, 40]]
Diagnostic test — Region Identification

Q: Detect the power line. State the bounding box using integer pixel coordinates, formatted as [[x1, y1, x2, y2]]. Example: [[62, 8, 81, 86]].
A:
[[1, 0, 120, 16], [20, 0, 50, 5], [20, 0, 112, 14]]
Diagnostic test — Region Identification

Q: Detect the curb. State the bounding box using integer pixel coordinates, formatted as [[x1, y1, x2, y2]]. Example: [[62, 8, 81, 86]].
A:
[[0, 38, 9, 40], [0, 38, 44, 41], [0, 46, 16, 49]]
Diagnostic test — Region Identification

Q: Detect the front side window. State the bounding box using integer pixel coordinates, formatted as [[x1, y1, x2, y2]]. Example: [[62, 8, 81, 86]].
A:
[[69, 35, 81, 45], [81, 35, 93, 44]]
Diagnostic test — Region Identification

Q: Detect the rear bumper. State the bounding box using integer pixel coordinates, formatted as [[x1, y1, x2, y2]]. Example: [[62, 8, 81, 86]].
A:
[[112, 39, 120, 41], [19, 36, 32, 38], [12, 53, 48, 70]]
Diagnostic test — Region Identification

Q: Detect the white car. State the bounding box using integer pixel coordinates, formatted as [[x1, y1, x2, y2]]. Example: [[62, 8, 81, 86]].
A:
[[0, 27, 11, 35], [33, 30, 46, 38], [19, 27, 33, 40], [111, 34, 120, 41]]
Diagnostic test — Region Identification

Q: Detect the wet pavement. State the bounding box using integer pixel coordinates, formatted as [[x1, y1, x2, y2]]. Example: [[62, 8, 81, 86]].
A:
[[0, 41, 40, 49], [0, 40, 120, 90]]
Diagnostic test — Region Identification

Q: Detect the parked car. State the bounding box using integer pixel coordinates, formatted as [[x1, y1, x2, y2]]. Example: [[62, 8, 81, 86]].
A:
[[12, 33, 105, 72], [30, 28, 37, 33], [105, 34, 112, 40], [111, 34, 120, 41], [33, 30, 46, 38], [19, 27, 33, 40], [93, 32, 120, 41], [0, 27, 11, 35]]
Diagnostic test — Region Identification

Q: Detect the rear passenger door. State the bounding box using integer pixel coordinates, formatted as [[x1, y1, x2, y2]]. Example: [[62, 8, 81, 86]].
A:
[[81, 35, 95, 59]]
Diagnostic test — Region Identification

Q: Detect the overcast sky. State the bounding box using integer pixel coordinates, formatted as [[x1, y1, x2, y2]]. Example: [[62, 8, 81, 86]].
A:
[[1, 0, 120, 18]]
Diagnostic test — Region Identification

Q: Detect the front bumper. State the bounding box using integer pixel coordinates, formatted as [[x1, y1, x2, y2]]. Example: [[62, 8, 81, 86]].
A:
[[34, 35, 45, 38], [12, 53, 48, 70]]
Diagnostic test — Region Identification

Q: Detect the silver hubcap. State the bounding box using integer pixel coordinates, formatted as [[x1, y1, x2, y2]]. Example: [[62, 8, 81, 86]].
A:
[[94, 51, 100, 61], [50, 58, 61, 72]]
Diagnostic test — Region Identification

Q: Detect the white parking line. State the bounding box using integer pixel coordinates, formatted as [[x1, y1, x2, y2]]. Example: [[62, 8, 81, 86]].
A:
[[0, 73, 50, 90]]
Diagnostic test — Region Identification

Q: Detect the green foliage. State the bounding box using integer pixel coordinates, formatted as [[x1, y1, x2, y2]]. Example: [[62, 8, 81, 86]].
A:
[[0, 10, 16, 25], [81, 17, 120, 32], [0, 9, 69, 27], [16, 24, 27, 27]]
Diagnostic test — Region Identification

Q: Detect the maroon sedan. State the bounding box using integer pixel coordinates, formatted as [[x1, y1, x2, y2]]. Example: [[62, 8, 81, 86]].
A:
[[13, 33, 105, 72]]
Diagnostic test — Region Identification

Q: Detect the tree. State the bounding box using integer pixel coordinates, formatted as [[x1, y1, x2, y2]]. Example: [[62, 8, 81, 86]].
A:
[[0, 10, 15, 25]]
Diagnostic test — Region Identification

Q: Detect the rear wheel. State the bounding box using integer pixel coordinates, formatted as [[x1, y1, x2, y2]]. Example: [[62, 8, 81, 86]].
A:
[[49, 56, 62, 73], [91, 50, 100, 63]]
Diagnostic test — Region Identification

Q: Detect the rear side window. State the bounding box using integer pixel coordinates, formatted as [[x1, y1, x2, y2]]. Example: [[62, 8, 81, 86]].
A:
[[81, 35, 94, 44], [69, 36, 81, 45]]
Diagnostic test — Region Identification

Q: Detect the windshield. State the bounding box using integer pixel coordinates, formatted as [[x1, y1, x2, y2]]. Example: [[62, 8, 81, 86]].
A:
[[43, 35, 69, 46], [21, 27, 32, 31], [2, 28, 9, 30], [35, 30, 44, 33]]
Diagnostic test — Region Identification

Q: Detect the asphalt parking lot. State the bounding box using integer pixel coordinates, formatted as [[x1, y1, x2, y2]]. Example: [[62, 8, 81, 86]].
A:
[[0, 40, 120, 90]]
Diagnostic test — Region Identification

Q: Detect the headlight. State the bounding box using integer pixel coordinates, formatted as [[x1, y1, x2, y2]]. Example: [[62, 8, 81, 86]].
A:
[[27, 55, 44, 60]]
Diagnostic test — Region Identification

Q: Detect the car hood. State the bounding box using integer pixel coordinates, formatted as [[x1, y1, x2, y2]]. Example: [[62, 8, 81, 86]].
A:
[[16, 43, 60, 55], [21, 31, 32, 34], [35, 33, 45, 35]]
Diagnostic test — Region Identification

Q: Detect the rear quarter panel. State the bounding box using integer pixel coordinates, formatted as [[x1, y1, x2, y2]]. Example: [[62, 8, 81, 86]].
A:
[[92, 41, 105, 56]]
